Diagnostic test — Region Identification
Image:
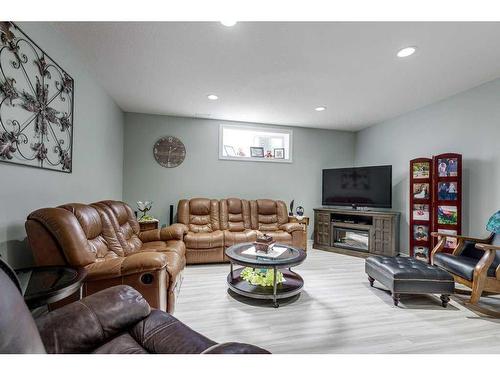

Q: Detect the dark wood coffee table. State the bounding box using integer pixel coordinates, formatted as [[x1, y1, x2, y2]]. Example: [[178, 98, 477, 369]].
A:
[[225, 242, 306, 308]]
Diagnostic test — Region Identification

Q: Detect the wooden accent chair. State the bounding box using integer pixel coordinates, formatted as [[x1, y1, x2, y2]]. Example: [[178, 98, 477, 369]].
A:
[[431, 211, 500, 304]]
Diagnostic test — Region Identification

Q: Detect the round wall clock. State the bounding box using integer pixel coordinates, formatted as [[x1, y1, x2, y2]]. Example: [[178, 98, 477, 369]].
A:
[[153, 136, 186, 168]]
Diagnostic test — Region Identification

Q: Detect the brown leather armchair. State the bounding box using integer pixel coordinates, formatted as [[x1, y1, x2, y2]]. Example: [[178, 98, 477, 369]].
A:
[[250, 199, 305, 249], [26, 201, 187, 313], [0, 259, 269, 354], [178, 198, 224, 264], [220, 198, 259, 259]]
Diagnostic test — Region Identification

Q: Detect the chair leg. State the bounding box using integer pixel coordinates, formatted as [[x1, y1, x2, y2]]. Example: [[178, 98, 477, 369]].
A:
[[470, 277, 486, 305]]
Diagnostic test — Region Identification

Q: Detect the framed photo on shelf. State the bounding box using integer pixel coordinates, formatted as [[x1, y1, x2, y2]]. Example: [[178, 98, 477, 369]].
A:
[[438, 182, 458, 200], [437, 158, 459, 177], [274, 148, 285, 159], [413, 183, 430, 199], [437, 205, 458, 225], [413, 246, 429, 262], [224, 145, 236, 157], [250, 147, 265, 158], [437, 229, 458, 248], [413, 225, 429, 241], [413, 204, 430, 221], [412, 162, 430, 179]]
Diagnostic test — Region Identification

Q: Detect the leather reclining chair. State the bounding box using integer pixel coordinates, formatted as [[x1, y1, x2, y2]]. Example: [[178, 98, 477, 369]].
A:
[[25, 200, 187, 313], [220, 198, 259, 259], [431, 210, 500, 304], [0, 259, 269, 354], [178, 198, 224, 264], [250, 199, 305, 248]]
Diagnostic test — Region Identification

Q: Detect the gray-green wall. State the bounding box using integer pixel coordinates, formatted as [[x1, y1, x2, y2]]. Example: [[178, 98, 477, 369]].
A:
[[123, 113, 355, 229], [355, 78, 500, 254], [0, 23, 124, 268]]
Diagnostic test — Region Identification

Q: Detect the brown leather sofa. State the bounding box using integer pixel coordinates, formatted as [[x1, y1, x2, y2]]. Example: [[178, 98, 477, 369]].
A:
[[179, 198, 306, 264], [0, 259, 269, 354], [25, 200, 188, 313]]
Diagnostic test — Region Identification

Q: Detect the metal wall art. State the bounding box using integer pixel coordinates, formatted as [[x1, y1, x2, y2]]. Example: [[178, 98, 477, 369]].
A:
[[0, 22, 74, 173]]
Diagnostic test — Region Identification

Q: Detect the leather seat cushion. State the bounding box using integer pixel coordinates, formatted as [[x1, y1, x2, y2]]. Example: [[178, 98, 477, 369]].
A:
[[433, 253, 497, 281], [184, 230, 223, 249], [365, 256, 454, 294], [223, 229, 258, 247], [259, 230, 292, 244], [93, 332, 148, 354]]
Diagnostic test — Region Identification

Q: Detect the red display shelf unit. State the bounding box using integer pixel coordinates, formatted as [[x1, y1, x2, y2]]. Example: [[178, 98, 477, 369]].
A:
[[409, 158, 433, 263], [431, 153, 462, 252]]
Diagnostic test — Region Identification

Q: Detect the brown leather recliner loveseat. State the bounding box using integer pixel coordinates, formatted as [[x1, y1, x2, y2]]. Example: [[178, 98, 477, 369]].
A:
[[179, 198, 306, 264], [25, 200, 188, 313], [0, 258, 269, 354]]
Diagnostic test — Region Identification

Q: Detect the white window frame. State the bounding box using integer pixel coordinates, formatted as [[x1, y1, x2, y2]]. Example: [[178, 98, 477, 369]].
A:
[[218, 123, 293, 163]]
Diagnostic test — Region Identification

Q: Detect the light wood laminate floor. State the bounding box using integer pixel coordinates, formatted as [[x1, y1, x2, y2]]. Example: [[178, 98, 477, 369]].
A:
[[175, 246, 500, 353]]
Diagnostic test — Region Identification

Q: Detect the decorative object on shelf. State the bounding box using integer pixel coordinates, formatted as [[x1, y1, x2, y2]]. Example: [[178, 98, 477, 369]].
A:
[[250, 146, 264, 158], [240, 267, 284, 287], [0, 22, 74, 172], [295, 205, 304, 218], [254, 234, 275, 253], [289, 199, 294, 216], [486, 210, 500, 233], [223, 145, 236, 157], [153, 136, 186, 168], [274, 148, 284, 159], [265, 150, 273, 158], [136, 201, 154, 221]]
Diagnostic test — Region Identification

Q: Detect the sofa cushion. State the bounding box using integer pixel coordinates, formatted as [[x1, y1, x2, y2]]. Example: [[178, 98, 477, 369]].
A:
[[434, 253, 497, 281], [184, 230, 224, 249], [223, 229, 258, 247]]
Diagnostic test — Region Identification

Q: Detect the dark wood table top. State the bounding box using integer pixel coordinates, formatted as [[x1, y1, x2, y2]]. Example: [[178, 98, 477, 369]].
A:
[[16, 265, 87, 309]]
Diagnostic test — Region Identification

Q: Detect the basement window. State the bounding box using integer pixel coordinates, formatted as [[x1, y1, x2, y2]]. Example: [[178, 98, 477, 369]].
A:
[[219, 124, 293, 163]]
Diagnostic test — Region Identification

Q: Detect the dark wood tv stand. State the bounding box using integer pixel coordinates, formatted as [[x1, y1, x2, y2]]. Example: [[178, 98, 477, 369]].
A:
[[313, 207, 400, 257]]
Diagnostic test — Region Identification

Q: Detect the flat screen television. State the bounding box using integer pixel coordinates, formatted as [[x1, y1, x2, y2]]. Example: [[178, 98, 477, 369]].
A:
[[322, 165, 392, 208]]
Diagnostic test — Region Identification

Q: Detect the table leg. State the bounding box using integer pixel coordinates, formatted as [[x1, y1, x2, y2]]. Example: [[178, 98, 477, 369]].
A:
[[79, 284, 83, 300], [273, 265, 279, 308], [230, 262, 234, 281]]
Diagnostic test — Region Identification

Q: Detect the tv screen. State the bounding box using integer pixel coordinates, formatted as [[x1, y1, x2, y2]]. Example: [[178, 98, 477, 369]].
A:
[[322, 165, 392, 208]]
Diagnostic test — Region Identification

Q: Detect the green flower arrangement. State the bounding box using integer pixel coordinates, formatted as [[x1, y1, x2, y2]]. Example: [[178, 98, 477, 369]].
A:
[[138, 215, 157, 222], [241, 267, 284, 287]]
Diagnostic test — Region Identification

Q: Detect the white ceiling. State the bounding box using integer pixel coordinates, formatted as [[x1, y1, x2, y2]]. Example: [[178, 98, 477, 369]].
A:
[[52, 22, 500, 131]]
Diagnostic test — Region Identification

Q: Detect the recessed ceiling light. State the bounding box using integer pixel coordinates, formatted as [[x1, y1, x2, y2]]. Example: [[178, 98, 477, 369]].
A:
[[315, 106, 326, 112], [220, 20, 237, 27], [207, 94, 219, 100], [397, 46, 416, 58]]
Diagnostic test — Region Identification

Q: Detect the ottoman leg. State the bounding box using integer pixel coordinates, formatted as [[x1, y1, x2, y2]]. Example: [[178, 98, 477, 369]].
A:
[[392, 293, 400, 307], [440, 294, 450, 308], [368, 276, 375, 287]]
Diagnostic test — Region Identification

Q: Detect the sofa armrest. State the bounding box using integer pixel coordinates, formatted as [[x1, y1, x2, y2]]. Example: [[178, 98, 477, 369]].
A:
[[279, 222, 304, 233], [431, 232, 494, 243], [139, 223, 189, 242], [129, 309, 217, 353], [85, 252, 167, 280], [36, 285, 150, 353], [202, 342, 271, 354]]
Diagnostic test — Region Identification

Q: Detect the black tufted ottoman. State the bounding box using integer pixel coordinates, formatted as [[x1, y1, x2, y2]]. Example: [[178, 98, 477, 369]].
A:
[[365, 256, 455, 307]]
